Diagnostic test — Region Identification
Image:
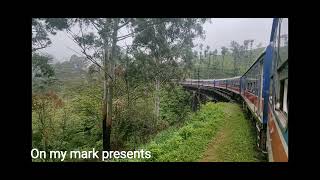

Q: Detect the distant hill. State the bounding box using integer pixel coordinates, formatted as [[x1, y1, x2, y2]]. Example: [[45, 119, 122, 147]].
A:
[[189, 47, 266, 79], [53, 55, 90, 93]]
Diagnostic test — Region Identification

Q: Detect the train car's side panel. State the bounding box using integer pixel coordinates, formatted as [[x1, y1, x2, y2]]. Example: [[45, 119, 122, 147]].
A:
[[266, 18, 288, 162], [241, 51, 265, 124], [268, 105, 288, 161]]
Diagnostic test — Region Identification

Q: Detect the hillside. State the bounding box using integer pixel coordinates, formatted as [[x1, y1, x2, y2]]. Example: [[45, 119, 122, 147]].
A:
[[189, 47, 265, 79]]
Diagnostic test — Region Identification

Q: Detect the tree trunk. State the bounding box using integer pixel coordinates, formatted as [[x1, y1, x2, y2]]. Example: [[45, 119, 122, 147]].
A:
[[154, 57, 160, 127], [103, 18, 119, 151], [234, 56, 237, 76], [102, 46, 109, 151], [155, 76, 160, 121], [222, 56, 224, 72]]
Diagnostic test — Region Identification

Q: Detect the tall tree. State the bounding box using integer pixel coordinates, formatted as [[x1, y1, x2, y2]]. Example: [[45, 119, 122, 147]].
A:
[[212, 49, 218, 66], [230, 41, 242, 76], [248, 39, 254, 68], [221, 46, 228, 72], [205, 45, 210, 58], [32, 53, 56, 92], [44, 18, 132, 151], [199, 43, 203, 61], [242, 39, 254, 69], [132, 18, 208, 122], [205, 45, 210, 78]]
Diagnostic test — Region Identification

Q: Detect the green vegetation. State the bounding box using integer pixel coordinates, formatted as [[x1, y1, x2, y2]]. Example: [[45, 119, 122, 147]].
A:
[[141, 102, 225, 162], [32, 18, 268, 162], [200, 103, 265, 162], [32, 52, 193, 161], [116, 102, 264, 162]]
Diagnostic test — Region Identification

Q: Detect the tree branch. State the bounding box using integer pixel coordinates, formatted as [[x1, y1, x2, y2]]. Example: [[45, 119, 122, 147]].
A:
[[65, 29, 114, 81], [116, 19, 169, 41], [89, 19, 102, 32], [32, 45, 47, 52], [117, 18, 131, 30], [117, 32, 135, 41]]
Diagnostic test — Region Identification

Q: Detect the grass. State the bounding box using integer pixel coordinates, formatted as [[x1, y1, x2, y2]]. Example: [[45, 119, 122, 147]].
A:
[[114, 102, 265, 162], [200, 103, 265, 162], [115, 102, 225, 162]]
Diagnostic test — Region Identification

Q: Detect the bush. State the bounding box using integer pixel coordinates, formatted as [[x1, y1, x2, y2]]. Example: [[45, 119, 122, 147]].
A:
[[160, 85, 191, 125]]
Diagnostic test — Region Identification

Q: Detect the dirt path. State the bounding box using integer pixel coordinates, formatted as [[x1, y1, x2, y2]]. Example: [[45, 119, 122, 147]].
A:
[[199, 103, 264, 162], [200, 125, 231, 161]]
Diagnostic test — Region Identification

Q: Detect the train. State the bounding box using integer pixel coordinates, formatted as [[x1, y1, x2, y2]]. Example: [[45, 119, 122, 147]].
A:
[[183, 18, 288, 162]]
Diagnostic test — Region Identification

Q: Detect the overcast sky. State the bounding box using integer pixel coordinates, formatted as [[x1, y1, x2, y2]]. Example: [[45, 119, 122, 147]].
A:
[[39, 18, 273, 62]]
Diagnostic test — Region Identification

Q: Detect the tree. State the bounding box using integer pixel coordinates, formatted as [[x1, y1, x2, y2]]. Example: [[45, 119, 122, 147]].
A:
[[32, 18, 69, 52], [242, 39, 254, 69], [212, 49, 218, 66], [205, 45, 210, 58], [248, 40, 254, 67], [199, 43, 203, 61], [204, 45, 210, 78], [32, 53, 56, 93], [41, 18, 208, 152], [132, 18, 208, 123], [53, 54, 89, 89], [44, 18, 133, 151], [221, 46, 228, 72], [32, 91, 63, 157], [230, 41, 242, 76]]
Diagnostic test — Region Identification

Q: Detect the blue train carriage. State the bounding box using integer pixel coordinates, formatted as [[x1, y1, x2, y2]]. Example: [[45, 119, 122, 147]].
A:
[[266, 18, 288, 162], [226, 76, 241, 93], [241, 50, 265, 122], [240, 18, 288, 161], [214, 77, 238, 90], [201, 79, 215, 86]]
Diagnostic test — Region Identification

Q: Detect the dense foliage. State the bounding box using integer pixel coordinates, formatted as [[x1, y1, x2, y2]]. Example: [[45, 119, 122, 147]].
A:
[[31, 18, 266, 162], [32, 52, 192, 161]]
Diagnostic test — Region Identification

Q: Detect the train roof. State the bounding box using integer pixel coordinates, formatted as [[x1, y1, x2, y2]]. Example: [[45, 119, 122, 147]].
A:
[[185, 76, 241, 82], [215, 76, 241, 81]]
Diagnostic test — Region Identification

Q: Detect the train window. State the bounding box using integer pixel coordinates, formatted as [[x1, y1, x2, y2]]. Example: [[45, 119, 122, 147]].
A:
[[278, 18, 288, 67], [273, 20, 280, 70]]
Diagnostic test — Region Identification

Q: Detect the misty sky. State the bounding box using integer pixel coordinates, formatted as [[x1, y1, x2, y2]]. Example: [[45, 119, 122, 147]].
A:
[[39, 18, 273, 62]]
